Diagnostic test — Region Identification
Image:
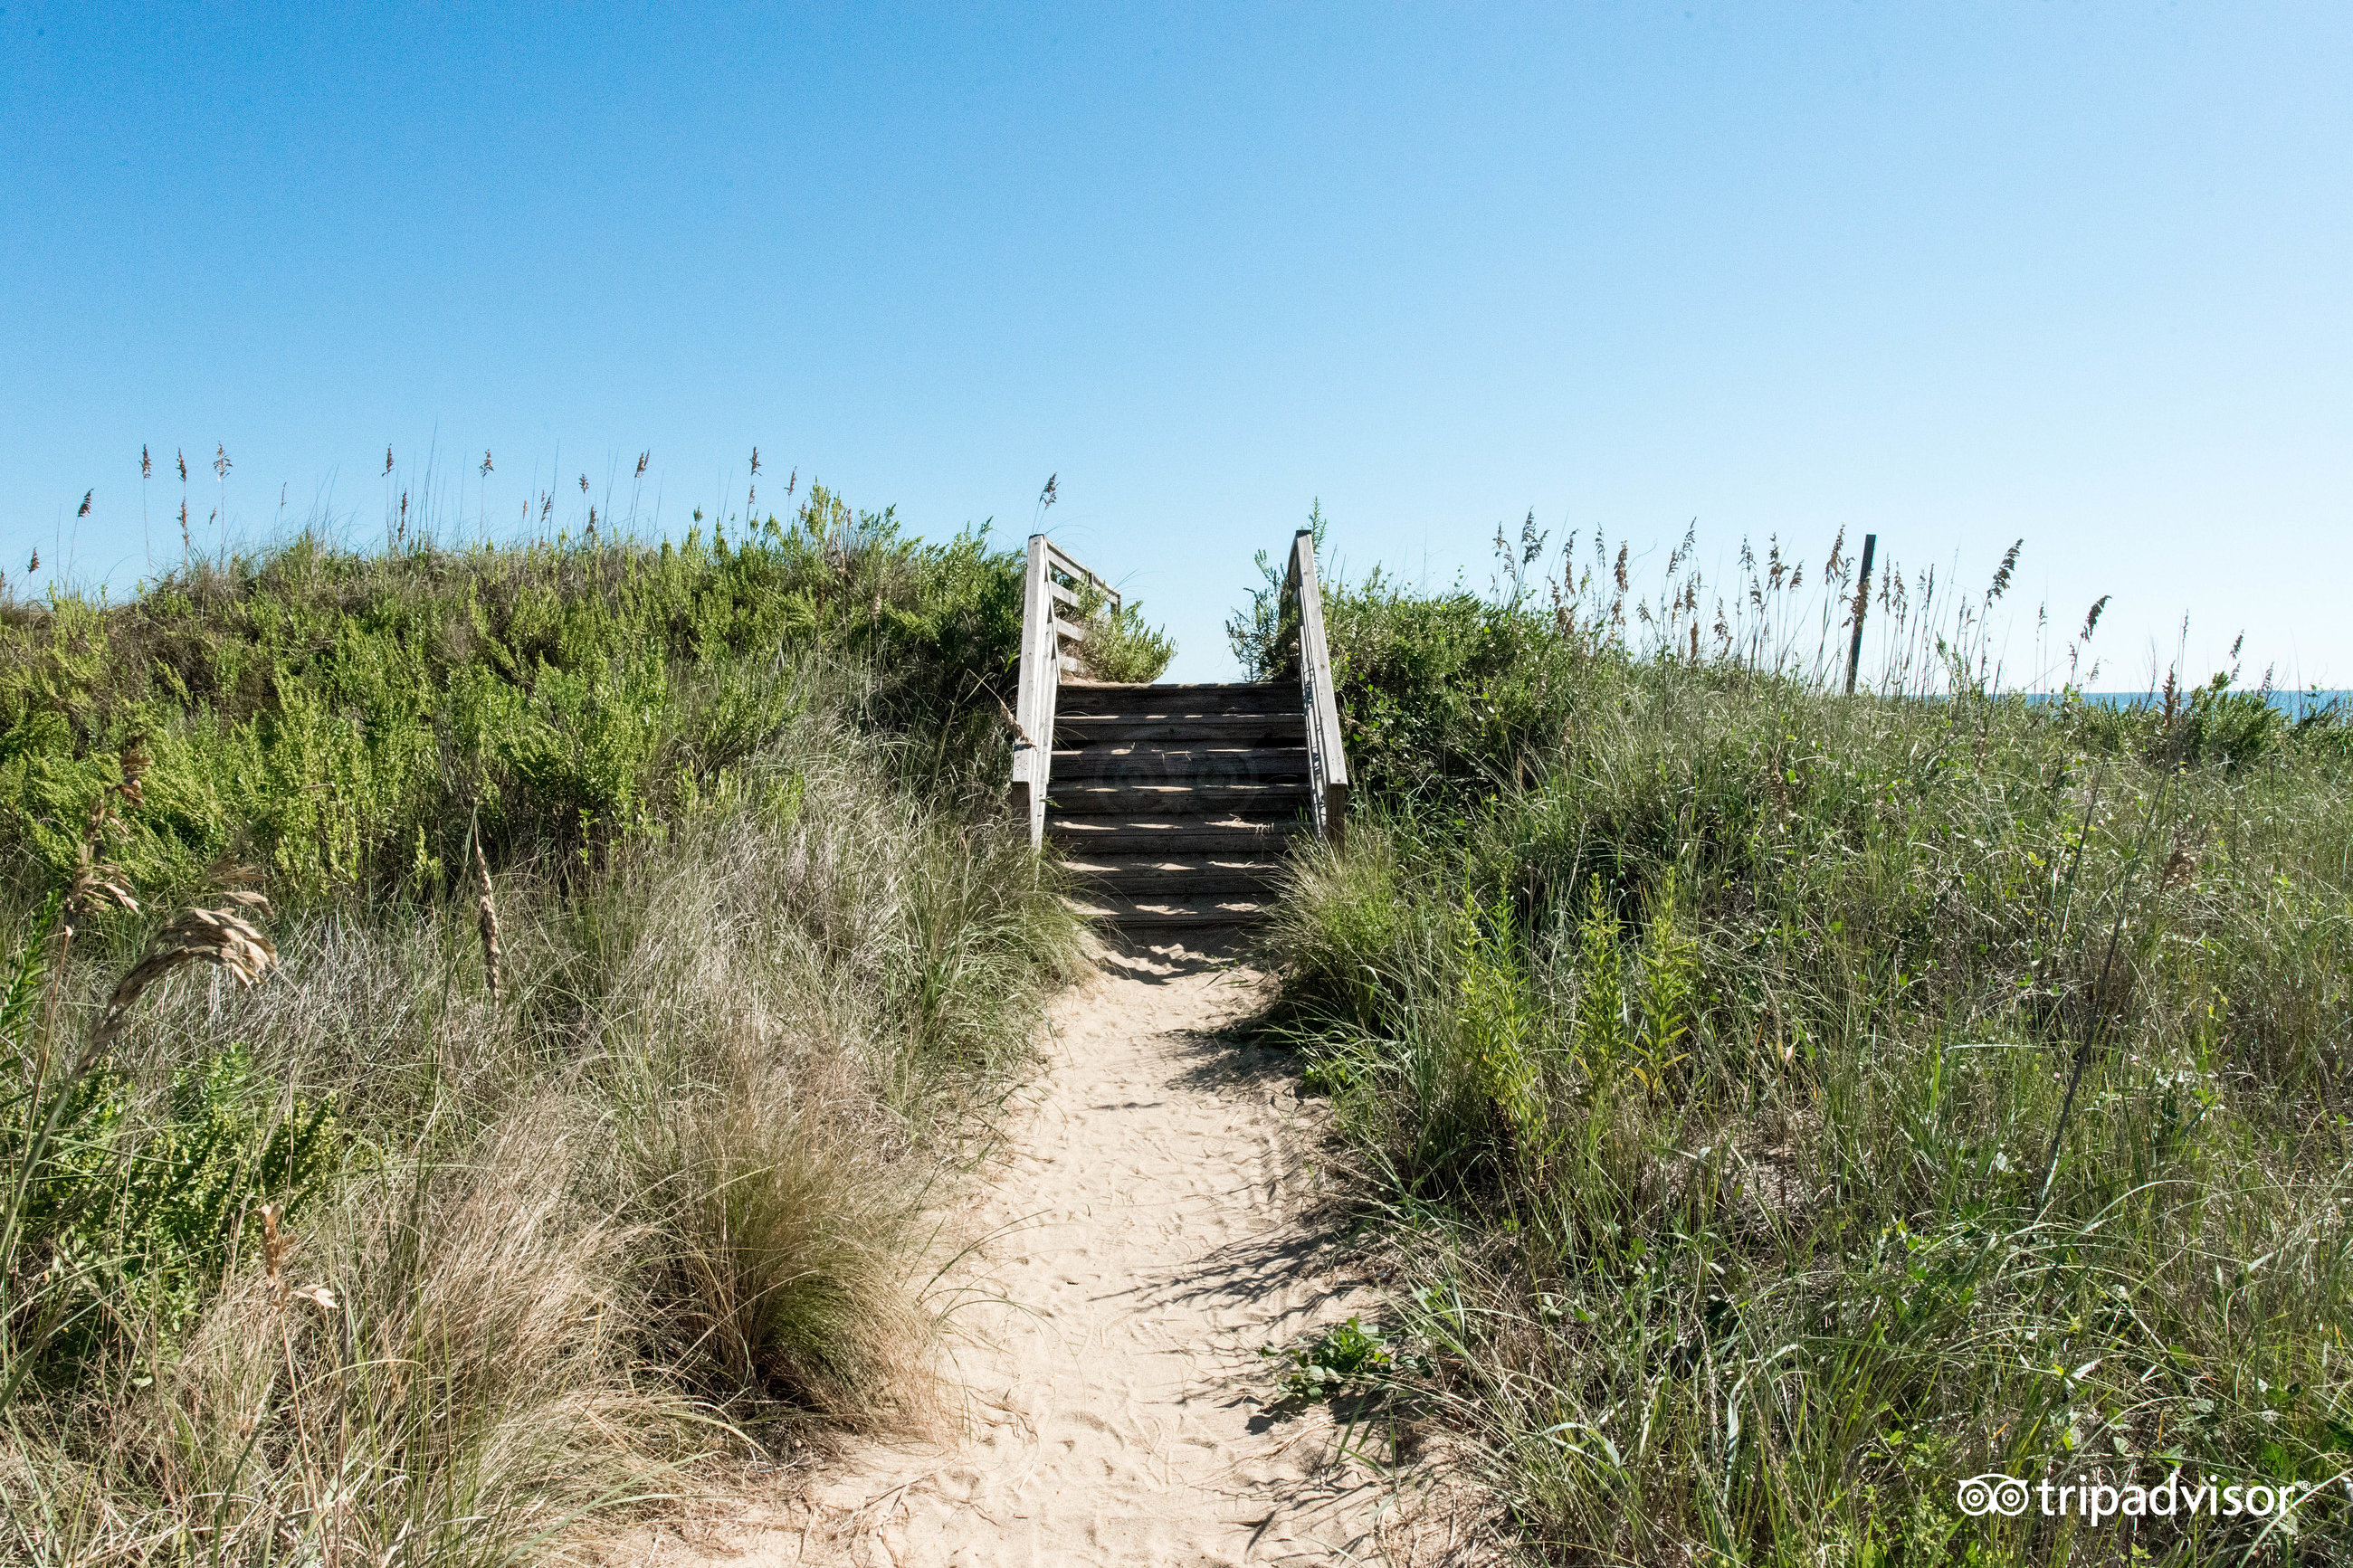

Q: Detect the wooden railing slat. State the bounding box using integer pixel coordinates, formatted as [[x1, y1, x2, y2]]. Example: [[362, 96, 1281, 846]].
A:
[[1283, 529, 1349, 853], [1044, 544, 1120, 614]]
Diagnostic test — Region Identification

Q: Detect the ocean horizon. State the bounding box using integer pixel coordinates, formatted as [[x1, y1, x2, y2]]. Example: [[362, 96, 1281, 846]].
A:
[[2039, 688, 2348, 718]]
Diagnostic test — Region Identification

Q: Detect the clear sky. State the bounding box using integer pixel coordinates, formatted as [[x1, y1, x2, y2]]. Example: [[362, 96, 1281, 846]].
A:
[[6, 4, 2348, 685]]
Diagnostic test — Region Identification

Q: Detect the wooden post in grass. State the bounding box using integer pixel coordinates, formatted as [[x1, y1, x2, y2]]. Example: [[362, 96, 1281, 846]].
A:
[[1844, 532, 1877, 696]]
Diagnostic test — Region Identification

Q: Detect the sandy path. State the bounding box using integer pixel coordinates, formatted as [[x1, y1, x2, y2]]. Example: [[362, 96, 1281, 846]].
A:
[[652, 936, 1419, 1566]]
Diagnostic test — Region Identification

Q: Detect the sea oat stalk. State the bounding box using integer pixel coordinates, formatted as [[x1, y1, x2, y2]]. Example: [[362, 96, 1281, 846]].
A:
[[474, 841, 503, 1001]]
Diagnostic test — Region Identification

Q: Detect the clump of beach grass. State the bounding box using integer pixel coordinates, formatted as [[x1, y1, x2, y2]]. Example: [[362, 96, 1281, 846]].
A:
[[1258, 517, 2353, 1563]]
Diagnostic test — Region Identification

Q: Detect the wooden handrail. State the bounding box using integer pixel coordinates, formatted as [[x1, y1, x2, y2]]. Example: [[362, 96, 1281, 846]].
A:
[[1044, 543, 1119, 614], [1011, 535, 1116, 848], [1281, 529, 1349, 851]]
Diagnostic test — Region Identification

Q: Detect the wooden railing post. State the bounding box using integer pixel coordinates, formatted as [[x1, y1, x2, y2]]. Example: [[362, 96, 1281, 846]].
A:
[[1844, 532, 1877, 696], [1285, 528, 1349, 852], [1011, 535, 1054, 848], [1010, 536, 1119, 850]]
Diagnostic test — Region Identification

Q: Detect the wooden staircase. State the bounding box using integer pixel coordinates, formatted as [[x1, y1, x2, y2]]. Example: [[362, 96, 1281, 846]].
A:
[[1051, 680, 1302, 927], [1009, 533, 1348, 934]]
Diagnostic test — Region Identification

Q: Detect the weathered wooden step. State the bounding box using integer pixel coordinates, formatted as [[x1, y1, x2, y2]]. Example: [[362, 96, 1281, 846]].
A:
[[1057, 854, 1285, 895], [1067, 892, 1272, 929], [1049, 781, 1310, 817], [1055, 715, 1307, 745], [1048, 817, 1301, 854], [1055, 681, 1296, 718], [1052, 746, 1309, 782]]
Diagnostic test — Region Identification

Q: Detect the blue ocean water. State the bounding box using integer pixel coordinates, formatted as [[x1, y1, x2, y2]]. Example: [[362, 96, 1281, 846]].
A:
[[2062, 689, 2349, 719]]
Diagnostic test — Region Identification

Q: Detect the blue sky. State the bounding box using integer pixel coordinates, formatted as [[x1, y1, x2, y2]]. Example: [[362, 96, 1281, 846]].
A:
[[5, 3, 2348, 684]]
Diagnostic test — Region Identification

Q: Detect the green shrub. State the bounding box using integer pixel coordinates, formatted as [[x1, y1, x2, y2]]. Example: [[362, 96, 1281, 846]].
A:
[[1230, 506, 1580, 803], [0, 489, 1074, 908], [1066, 582, 1176, 683], [0, 900, 330, 1411], [39, 1046, 335, 1355]]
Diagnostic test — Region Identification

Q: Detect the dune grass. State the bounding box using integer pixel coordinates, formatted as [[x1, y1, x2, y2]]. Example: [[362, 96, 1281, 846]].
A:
[[1258, 520, 2353, 1563], [0, 496, 1110, 1563]]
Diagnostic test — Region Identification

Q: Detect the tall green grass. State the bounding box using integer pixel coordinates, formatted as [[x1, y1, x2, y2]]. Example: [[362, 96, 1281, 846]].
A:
[[1264, 521, 2353, 1563], [0, 495, 1113, 1563]]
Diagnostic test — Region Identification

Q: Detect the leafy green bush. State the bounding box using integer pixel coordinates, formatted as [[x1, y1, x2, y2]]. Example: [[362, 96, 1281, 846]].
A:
[[2169, 673, 2288, 769], [25, 1045, 336, 1358], [0, 489, 1042, 908], [0, 892, 329, 1407], [1231, 509, 1597, 804], [1069, 589, 1176, 683]]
